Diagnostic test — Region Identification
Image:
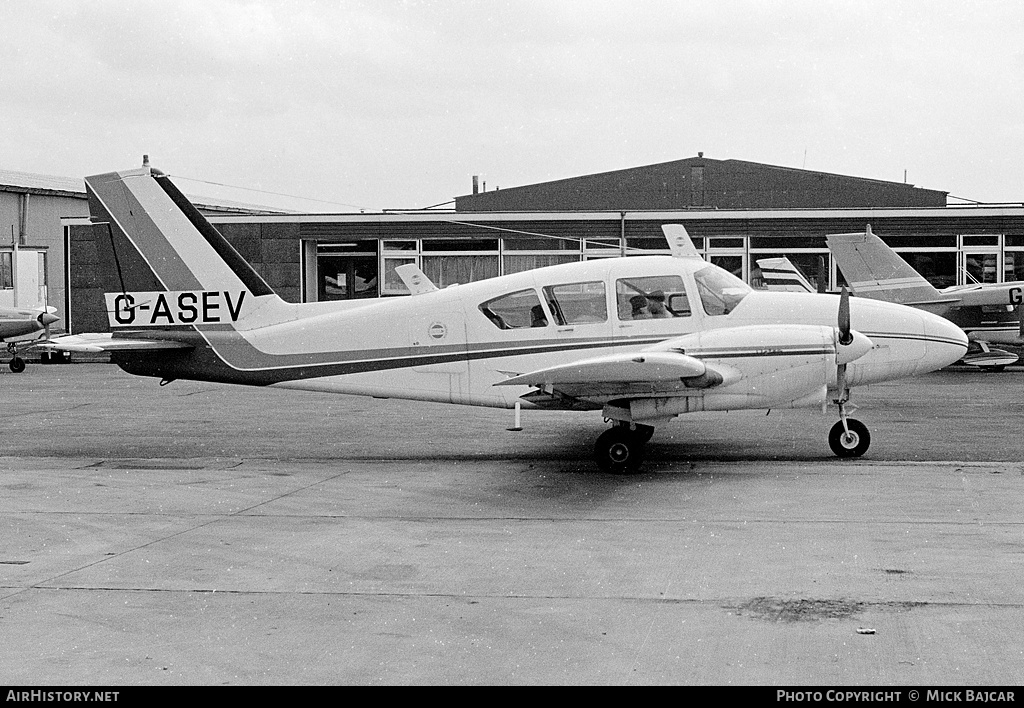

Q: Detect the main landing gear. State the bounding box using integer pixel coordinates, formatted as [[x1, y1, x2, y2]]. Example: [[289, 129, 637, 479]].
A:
[[828, 401, 870, 458], [594, 422, 655, 474]]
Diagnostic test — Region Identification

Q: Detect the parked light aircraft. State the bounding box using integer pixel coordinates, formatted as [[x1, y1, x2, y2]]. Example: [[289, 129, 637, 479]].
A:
[[826, 226, 1023, 371], [46, 166, 968, 471], [1, 306, 60, 372]]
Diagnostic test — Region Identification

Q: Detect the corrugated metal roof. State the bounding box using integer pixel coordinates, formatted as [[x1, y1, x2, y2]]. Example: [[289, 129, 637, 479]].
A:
[[0, 169, 85, 195], [0, 168, 292, 213]]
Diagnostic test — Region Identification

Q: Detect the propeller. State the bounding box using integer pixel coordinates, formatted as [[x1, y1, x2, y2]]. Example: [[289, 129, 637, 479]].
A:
[[833, 285, 875, 403], [36, 311, 60, 339], [837, 285, 853, 346]]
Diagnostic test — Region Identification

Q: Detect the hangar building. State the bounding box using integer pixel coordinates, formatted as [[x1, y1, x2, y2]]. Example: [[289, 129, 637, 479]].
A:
[[63, 155, 1024, 334]]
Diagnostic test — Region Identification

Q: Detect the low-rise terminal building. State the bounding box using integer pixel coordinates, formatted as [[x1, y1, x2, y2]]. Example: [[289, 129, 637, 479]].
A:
[[59, 155, 1024, 334]]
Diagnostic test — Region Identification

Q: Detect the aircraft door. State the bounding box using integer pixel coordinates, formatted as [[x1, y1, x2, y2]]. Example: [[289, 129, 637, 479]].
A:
[[959, 235, 1002, 285], [961, 251, 999, 285]]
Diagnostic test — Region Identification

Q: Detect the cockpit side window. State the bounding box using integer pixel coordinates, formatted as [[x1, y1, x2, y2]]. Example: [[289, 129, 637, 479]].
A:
[[692, 264, 752, 316], [616, 275, 689, 320], [541, 281, 607, 325], [478, 289, 548, 329]]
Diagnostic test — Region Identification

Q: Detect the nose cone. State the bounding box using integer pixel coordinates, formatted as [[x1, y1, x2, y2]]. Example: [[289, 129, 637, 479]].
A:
[[918, 309, 969, 373], [39, 312, 60, 327], [836, 329, 874, 365], [844, 297, 968, 386]]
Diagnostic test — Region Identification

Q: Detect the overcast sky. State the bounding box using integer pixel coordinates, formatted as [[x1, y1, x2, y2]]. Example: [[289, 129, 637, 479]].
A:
[[2, 0, 1022, 211]]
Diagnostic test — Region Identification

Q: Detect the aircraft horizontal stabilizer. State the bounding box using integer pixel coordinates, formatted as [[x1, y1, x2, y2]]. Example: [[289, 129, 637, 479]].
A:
[[43, 334, 193, 354], [494, 351, 719, 387]]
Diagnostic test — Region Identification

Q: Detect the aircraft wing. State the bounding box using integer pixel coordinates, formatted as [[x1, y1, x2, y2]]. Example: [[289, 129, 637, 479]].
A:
[[43, 334, 193, 354]]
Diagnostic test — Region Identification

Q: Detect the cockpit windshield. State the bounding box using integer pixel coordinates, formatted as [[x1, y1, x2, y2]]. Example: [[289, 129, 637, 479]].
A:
[[692, 264, 752, 316]]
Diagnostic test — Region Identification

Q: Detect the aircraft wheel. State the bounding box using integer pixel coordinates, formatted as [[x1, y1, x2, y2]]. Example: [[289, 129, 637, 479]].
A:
[[631, 424, 655, 443], [828, 419, 870, 458], [595, 427, 646, 474], [9, 357, 25, 373]]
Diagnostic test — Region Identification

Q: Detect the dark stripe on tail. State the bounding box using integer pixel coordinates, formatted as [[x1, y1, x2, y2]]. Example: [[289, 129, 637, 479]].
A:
[[153, 173, 275, 297]]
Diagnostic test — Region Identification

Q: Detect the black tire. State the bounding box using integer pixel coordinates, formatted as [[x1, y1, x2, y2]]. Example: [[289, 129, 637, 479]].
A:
[[9, 357, 25, 374], [828, 419, 870, 458], [631, 424, 655, 443], [594, 427, 646, 474]]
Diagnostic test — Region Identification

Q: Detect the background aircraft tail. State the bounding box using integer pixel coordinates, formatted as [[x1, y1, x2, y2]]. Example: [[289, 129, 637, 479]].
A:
[[755, 257, 816, 293], [826, 225, 945, 306]]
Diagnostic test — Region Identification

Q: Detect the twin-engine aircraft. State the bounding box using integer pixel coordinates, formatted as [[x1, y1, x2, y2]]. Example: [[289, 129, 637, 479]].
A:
[[1, 306, 60, 372], [47, 166, 968, 471]]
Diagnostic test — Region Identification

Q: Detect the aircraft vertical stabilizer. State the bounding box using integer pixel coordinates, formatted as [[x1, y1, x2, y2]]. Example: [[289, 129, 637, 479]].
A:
[[84, 166, 289, 330], [826, 225, 944, 306]]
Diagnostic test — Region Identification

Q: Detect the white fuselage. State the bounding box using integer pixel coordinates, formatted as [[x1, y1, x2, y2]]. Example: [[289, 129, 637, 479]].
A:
[[218, 256, 968, 412]]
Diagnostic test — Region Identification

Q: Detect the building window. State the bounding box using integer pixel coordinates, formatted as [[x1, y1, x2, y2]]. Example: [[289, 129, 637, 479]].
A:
[[382, 257, 417, 295], [1005, 251, 1024, 282], [898, 251, 957, 289], [503, 254, 578, 275], [316, 241, 379, 300], [0, 252, 11, 289], [422, 255, 498, 288]]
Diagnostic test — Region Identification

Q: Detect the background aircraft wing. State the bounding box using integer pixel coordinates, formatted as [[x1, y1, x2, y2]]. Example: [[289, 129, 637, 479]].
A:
[[43, 334, 193, 354]]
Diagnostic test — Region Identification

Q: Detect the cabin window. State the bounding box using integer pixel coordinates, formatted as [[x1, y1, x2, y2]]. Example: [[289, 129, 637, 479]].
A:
[[615, 275, 689, 320], [542, 281, 607, 325], [478, 289, 548, 330], [693, 265, 751, 316]]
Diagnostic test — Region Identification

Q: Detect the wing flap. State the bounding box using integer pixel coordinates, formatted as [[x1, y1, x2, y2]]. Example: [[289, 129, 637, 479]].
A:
[[43, 334, 193, 354], [495, 351, 710, 387]]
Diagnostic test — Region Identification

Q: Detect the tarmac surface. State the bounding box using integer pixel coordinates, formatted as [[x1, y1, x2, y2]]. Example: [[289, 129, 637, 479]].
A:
[[1, 363, 1022, 685]]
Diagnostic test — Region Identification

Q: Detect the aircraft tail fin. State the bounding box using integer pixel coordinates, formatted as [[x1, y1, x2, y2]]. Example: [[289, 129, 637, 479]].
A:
[[84, 166, 286, 330], [755, 257, 816, 293], [826, 225, 943, 305], [661, 224, 703, 259], [394, 263, 439, 295]]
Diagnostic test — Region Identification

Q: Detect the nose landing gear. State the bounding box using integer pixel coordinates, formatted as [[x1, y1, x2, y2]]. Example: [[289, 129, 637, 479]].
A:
[[829, 400, 870, 458], [6, 343, 26, 373]]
